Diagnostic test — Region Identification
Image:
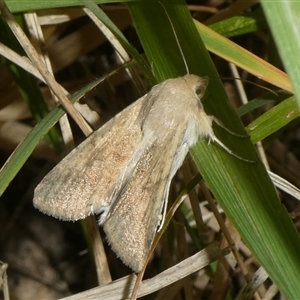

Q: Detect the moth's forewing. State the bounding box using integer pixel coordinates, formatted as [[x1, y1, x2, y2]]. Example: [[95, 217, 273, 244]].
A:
[[103, 126, 188, 272], [33, 96, 146, 221], [103, 75, 212, 272]]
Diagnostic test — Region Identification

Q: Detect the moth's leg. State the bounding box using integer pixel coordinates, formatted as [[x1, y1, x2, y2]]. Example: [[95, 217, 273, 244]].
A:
[[210, 116, 249, 138]]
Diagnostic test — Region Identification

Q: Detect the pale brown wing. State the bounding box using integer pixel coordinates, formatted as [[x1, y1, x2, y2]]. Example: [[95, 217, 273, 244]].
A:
[[103, 122, 189, 272], [33, 97, 145, 221], [102, 76, 212, 272]]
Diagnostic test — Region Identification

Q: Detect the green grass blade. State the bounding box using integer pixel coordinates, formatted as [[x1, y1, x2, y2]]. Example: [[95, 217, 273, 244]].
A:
[[261, 1, 300, 107], [127, 1, 300, 298], [4, 0, 118, 13], [248, 95, 299, 144], [209, 7, 268, 38]]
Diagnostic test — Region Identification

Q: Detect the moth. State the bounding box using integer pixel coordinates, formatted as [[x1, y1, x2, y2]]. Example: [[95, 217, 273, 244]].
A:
[[33, 7, 249, 273], [34, 75, 219, 272]]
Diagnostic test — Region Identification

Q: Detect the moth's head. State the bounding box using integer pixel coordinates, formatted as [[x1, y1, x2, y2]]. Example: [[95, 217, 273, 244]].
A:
[[183, 74, 209, 99]]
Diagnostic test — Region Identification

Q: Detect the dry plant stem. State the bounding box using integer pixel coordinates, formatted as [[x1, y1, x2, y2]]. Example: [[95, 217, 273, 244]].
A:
[[24, 11, 75, 150], [175, 212, 193, 299], [61, 242, 227, 300], [263, 283, 279, 300], [0, 42, 43, 80], [83, 6, 147, 97], [37, 7, 87, 26], [130, 244, 153, 300], [0, 0, 92, 136], [130, 192, 190, 300], [0, 262, 10, 300], [155, 279, 186, 300], [187, 5, 218, 14], [135, 242, 229, 298], [268, 171, 300, 200], [0, 41, 78, 99], [199, 181, 251, 282], [83, 7, 129, 62], [237, 267, 269, 300], [211, 220, 240, 299], [256, 141, 270, 170], [229, 63, 270, 169], [138, 242, 228, 297], [229, 62, 248, 104], [85, 216, 112, 285], [182, 162, 206, 233]]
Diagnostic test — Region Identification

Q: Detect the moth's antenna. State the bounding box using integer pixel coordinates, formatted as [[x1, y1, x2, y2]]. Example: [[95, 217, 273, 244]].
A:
[[159, 2, 190, 75]]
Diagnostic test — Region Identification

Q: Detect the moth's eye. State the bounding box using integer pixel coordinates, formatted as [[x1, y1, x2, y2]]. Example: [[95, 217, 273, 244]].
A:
[[195, 86, 206, 98]]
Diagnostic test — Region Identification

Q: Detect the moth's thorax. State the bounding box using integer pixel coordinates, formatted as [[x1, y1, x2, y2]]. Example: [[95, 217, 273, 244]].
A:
[[182, 74, 209, 96], [141, 74, 213, 144]]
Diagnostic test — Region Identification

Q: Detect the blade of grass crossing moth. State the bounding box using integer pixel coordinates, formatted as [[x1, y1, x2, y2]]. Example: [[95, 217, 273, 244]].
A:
[[127, 1, 300, 297]]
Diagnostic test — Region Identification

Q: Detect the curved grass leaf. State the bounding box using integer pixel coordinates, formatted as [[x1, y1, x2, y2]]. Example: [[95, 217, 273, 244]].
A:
[[127, 1, 300, 298]]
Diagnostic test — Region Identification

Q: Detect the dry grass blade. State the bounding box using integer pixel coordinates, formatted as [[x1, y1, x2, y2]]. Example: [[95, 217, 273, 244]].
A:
[[59, 242, 227, 300], [0, 0, 92, 136], [0, 262, 9, 300]]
